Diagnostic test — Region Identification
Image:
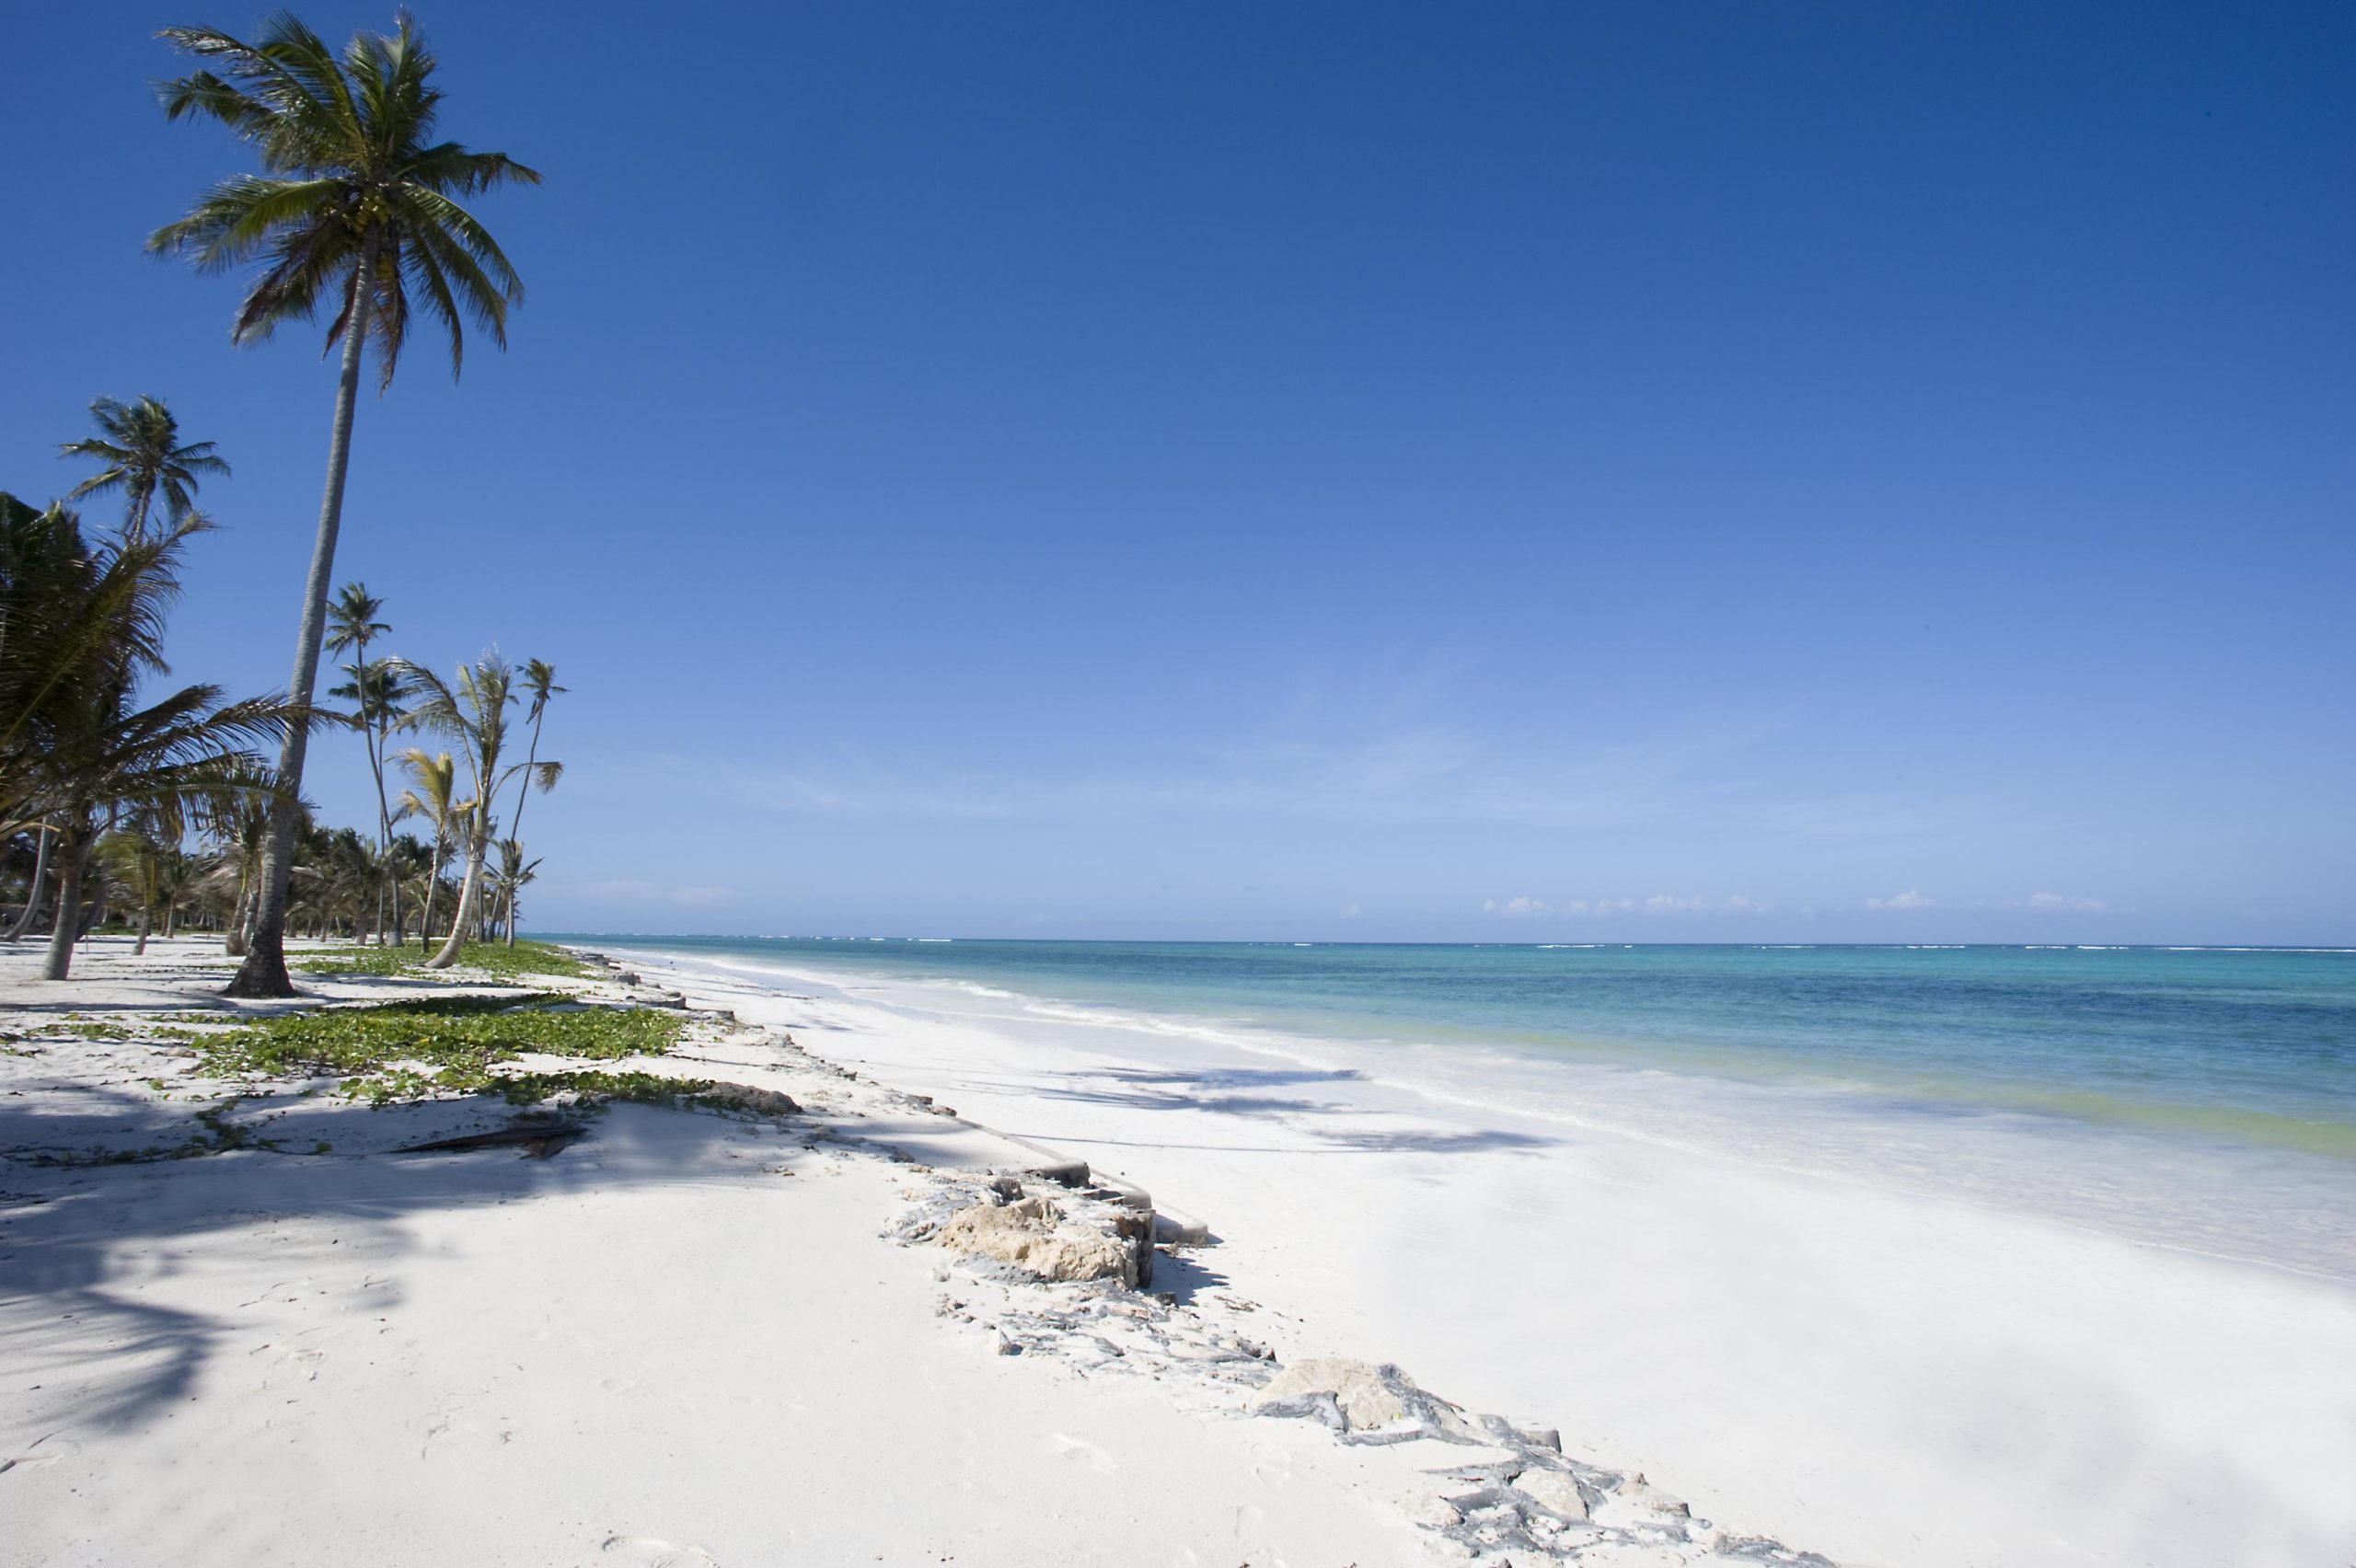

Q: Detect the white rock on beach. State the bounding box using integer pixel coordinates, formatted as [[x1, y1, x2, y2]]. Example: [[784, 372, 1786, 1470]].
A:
[[935, 1193, 1131, 1283], [1253, 1356, 1407, 1429], [1511, 1464, 1589, 1520]]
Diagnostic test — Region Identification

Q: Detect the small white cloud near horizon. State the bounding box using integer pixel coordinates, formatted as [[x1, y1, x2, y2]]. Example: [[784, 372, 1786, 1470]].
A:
[[1490, 894, 1770, 918], [1340, 901, 1363, 918], [1867, 890, 1934, 910], [2025, 892, 2107, 912], [1484, 895, 1550, 918]]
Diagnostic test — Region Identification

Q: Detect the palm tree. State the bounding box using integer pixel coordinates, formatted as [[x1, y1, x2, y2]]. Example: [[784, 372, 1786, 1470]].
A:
[[151, 12, 539, 998], [498, 658, 564, 943], [325, 583, 404, 942], [201, 779, 277, 955], [0, 501, 294, 977], [153, 837, 199, 938], [395, 747, 465, 951], [491, 836, 541, 940], [396, 655, 554, 969], [59, 396, 229, 544], [4, 824, 54, 942], [36, 674, 286, 979], [1, 495, 181, 828], [98, 803, 191, 955]]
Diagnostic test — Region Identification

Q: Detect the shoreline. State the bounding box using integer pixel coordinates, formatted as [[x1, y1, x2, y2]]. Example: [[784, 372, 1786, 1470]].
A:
[[3, 936, 1803, 1567], [8, 934, 2352, 1566], [598, 938, 2356, 1568]]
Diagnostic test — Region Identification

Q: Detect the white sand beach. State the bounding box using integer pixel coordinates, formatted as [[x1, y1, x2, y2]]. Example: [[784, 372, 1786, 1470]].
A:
[[6, 935, 2352, 1567], [5, 938, 1779, 1568], [602, 945, 2356, 1568]]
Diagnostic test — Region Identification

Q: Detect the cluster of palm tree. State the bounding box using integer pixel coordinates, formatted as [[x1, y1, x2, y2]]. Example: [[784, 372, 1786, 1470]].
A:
[[320, 582, 566, 966], [3, 395, 570, 977], [0, 400, 287, 979], [9, 6, 557, 992]]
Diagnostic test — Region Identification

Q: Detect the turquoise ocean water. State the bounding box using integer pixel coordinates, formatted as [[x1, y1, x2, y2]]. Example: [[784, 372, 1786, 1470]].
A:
[[560, 937, 2356, 1273]]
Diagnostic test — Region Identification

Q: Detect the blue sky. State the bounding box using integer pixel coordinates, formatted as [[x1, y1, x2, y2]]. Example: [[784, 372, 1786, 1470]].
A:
[[5, 2, 2350, 942]]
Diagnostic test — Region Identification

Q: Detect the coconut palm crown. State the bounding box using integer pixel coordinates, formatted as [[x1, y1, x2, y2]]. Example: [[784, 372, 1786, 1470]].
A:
[[149, 10, 539, 997], [147, 11, 541, 384], [60, 396, 228, 543]]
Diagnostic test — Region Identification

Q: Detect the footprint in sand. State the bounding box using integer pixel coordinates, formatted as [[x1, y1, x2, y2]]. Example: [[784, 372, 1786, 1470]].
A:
[[1247, 1438, 1293, 1488], [598, 1535, 719, 1567], [1045, 1431, 1119, 1473], [0, 1432, 81, 1473]]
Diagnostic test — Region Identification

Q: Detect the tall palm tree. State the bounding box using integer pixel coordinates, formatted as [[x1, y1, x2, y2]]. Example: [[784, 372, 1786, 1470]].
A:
[[394, 747, 465, 951], [151, 12, 539, 998], [396, 655, 554, 969], [498, 658, 564, 943], [59, 396, 229, 544], [325, 583, 404, 942]]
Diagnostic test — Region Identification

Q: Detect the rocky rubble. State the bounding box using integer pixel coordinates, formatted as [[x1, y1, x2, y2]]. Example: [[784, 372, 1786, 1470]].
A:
[[891, 1169, 1840, 1567]]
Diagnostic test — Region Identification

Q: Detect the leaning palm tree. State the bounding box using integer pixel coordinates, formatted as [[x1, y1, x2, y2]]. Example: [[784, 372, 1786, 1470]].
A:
[[394, 747, 465, 951], [60, 396, 229, 544], [3, 823, 54, 942], [151, 12, 539, 997], [497, 658, 564, 943], [325, 583, 404, 942], [396, 654, 555, 968]]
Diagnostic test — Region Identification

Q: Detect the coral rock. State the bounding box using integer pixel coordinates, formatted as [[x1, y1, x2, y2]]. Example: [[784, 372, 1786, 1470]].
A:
[[1253, 1357, 1408, 1430]]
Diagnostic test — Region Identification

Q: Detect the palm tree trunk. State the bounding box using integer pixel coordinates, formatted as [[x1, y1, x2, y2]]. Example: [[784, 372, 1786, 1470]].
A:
[[373, 716, 402, 946], [427, 831, 485, 969], [225, 240, 377, 1000], [418, 841, 445, 952], [225, 868, 251, 956], [4, 824, 52, 941], [40, 829, 92, 981], [355, 674, 399, 947], [502, 716, 547, 947]]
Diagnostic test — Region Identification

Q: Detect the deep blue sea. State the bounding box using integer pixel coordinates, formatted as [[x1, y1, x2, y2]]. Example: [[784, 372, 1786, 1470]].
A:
[[557, 936, 2356, 1273]]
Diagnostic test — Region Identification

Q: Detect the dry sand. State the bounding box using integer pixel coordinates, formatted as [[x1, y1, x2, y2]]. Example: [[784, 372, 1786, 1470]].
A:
[[2, 937, 1773, 1567]]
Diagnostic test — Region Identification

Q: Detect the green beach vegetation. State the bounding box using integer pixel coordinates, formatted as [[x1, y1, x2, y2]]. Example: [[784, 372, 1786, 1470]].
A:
[[2, 13, 569, 986], [191, 991, 688, 1104]]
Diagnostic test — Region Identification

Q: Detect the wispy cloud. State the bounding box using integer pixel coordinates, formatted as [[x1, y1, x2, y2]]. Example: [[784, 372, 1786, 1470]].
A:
[[1867, 889, 1934, 910], [585, 880, 743, 907], [620, 714, 1813, 831], [2022, 891, 2106, 912], [1490, 893, 1773, 918]]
